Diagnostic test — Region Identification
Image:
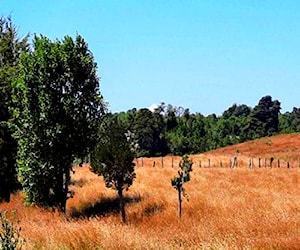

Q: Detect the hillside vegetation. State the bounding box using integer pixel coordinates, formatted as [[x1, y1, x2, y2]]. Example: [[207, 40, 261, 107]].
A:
[[1, 134, 299, 249]]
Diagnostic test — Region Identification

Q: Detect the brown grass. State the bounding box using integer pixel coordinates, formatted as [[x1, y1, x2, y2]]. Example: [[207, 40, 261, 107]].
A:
[[1, 134, 300, 249]]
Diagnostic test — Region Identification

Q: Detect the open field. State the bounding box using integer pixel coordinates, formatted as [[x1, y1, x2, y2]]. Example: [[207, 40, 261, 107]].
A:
[[1, 134, 300, 249]]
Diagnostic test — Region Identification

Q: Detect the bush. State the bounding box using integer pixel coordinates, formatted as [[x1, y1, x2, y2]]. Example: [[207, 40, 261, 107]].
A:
[[0, 211, 23, 250]]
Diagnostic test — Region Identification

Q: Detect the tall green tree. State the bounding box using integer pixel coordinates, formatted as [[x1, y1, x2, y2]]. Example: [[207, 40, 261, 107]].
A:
[[0, 16, 29, 202], [164, 104, 178, 131], [246, 95, 281, 139], [11, 35, 105, 211], [221, 104, 251, 143], [117, 108, 137, 131], [131, 108, 166, 157], [90, 115, 136, 223]]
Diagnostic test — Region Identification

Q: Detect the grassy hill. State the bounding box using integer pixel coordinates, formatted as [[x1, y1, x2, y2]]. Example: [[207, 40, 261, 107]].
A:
[[213, 133, 300, 160], [1, 134, 299, 249]]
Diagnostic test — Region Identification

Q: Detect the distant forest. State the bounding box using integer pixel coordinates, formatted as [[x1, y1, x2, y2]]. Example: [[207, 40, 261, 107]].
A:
[[114, 95, 300, 157]]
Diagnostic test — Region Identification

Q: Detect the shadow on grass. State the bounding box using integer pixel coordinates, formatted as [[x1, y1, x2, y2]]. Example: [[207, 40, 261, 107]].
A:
[[69, 194, 142, 219], [142, 202, 164, 217]]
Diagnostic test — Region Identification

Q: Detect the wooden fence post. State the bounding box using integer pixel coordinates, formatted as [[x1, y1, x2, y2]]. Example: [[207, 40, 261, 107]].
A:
[[248, 158, 253, 169], [231, 156, 237, 168], [270, 157, 274, 168]]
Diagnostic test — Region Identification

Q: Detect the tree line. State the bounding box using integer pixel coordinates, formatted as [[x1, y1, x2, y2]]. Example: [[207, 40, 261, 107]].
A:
[[114, 97, 299, 157], [1, 16, 300, 221]]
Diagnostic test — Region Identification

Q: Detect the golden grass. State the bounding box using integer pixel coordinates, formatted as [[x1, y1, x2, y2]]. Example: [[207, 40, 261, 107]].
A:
[[1, 134, 300, 249]]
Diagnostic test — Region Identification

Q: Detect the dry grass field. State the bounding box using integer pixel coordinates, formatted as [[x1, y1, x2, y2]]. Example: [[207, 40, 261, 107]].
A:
[[1, 134, 300, 249]]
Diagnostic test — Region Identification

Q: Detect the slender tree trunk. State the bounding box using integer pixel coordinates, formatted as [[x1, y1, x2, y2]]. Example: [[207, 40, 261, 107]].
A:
[[270, 158, 274, 168], [178, 187, 182, 218], [61, 166, 71, 213], [264, 158, 267, 168], [118, 188, 126, 223]]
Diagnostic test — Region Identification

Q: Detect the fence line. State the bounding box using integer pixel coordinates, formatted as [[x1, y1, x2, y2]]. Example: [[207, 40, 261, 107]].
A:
[[135, 156, 300, 169]]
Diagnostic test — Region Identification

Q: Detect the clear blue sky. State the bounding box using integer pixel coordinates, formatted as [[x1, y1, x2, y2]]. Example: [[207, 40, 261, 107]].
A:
[[2, 0, 300, 115]]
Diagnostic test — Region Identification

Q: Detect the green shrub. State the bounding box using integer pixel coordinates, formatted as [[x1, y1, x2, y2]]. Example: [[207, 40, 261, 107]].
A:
[[0, 211, 23, 250]]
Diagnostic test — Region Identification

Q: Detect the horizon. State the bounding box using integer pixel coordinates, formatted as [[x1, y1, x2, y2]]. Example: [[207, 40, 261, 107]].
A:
[[2, 1, 300, 115]]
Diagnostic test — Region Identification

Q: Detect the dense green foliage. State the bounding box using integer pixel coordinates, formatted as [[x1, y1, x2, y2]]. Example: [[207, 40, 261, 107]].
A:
[[0, 211, 23, 250], [118, 108, 168, 157], [10, 35, 104, 211], [279, 107, 300, 133], [114, 96, 300, 157], [245, 96, 281, 139], [0, 16, 28, 202], [90, 115, 136, 222]]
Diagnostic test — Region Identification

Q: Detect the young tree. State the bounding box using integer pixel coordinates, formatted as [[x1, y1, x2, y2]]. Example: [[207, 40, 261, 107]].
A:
[[0, 16, 29, 202], [90, 115, 136, 223], [171, 155, 193, 218], [10, 35, 105, 211]]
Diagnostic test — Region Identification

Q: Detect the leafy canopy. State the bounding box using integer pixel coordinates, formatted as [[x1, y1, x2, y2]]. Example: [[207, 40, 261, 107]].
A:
[[11, 34, 105, 210], [91, 115, 136, 192], [171, 155, 193, 191], [0, 15, 29, 202]]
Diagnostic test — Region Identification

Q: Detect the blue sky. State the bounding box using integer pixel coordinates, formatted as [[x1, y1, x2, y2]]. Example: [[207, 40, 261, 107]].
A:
[[2, 0, 300, 115]]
